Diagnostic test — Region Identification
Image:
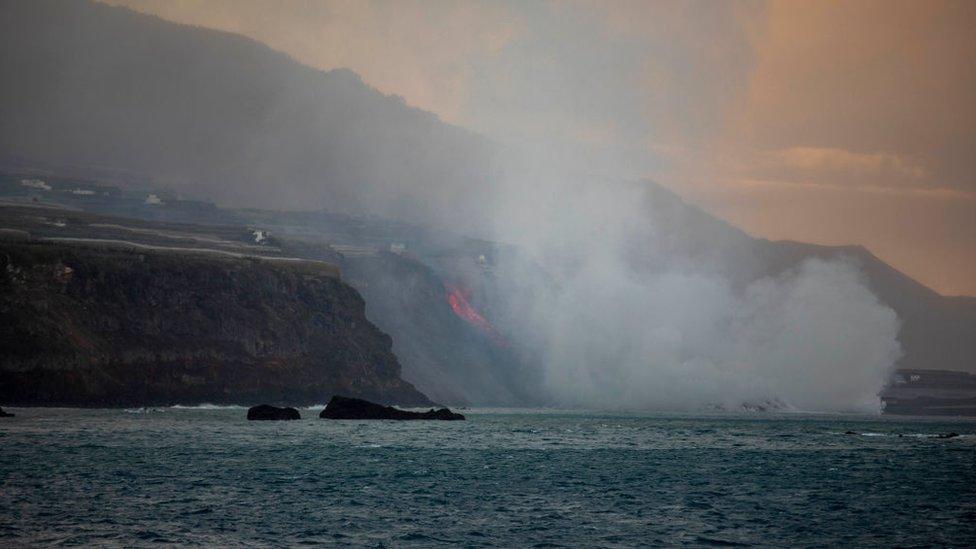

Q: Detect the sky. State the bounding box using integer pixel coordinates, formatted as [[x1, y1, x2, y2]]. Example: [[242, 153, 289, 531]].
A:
[[105, 0, 976, 296]]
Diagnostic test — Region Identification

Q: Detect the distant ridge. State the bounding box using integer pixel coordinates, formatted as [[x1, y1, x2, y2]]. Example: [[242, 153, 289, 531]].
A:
[[0, 0, 495, 230]]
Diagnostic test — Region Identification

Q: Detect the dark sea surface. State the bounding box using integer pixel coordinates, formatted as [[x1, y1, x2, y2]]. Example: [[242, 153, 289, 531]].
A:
[[1, 408, 974, 547]]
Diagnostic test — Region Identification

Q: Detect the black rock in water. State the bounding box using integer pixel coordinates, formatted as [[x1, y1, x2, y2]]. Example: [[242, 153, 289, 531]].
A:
[[247, 404, 301, 421], [0, 407, 13, 417], [936, 432, 960, 439], [319, 396, 465, 421]]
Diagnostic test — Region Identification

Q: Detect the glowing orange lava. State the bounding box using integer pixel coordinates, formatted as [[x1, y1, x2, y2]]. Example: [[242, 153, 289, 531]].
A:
[[444, 283, 505, 346]]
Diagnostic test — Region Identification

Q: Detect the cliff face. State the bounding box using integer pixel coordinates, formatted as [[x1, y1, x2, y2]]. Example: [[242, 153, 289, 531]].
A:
[[0, 240, 431, 407], [341, 252, 534, 406]]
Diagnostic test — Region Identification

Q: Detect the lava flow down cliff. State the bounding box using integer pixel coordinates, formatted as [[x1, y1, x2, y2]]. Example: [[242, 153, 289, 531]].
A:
[[444, 282, 506, 346]]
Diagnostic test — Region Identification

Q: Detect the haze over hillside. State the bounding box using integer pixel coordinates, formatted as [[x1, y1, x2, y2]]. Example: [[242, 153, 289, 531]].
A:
[[0, 0, 495, 232], [1, 0, 973, 411]]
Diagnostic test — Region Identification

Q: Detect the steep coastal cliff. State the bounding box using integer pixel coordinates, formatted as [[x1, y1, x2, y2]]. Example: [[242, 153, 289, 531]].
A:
[[0, 239, 431, 407]]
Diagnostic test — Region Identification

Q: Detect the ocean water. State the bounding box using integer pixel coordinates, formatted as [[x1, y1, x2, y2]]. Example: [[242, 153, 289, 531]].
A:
[[1, 408, 974, 547]]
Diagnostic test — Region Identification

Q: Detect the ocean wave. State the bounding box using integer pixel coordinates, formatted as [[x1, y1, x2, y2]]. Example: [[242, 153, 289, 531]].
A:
[[841, 431, 971, 439], [168, 404, 247, 410], [123, 408, 165, 414]]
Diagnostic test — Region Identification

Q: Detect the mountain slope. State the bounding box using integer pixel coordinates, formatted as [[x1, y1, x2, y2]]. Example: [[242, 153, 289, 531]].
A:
[[0, 0, 971, 405], [0, 0, 494, 230]]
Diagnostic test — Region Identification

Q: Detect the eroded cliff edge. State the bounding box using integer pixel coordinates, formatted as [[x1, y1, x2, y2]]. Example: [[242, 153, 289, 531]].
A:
[[0, 239, 432, 407]]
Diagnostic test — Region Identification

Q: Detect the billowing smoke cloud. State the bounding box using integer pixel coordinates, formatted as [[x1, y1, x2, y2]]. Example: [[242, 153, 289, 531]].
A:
[[489, 156, 902, 413], [540, 257, 901, 412], [1, 1, 907, 413]]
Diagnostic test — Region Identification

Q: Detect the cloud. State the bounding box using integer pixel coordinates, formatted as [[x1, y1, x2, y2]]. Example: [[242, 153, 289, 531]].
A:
[[491, 173, 902, 412], [725, 0, 975, 194], [655, 0, 976, 293], [725, 177, 975, 200], [772, 147, 928, 181]]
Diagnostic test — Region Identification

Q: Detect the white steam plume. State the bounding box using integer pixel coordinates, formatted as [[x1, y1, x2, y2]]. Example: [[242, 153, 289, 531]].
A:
[[490, 155, 901, 413]]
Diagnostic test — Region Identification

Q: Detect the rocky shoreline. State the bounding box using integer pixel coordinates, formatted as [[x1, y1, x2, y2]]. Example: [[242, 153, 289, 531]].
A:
[[0, 240, 432, 408], [319, 396, 465, 420]]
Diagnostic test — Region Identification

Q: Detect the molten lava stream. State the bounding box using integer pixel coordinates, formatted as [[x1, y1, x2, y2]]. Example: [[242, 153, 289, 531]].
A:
[[444, 283, 506, 346]]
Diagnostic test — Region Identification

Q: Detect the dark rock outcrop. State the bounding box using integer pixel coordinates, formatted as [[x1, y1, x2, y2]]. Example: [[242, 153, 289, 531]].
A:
[[341, 252, 533, 407], [247, 404, 300, 421], [0, 240, 432, 407], [319, 395, 464, 420], [936, 432, 960, 439], [0, 407, 13, 417]]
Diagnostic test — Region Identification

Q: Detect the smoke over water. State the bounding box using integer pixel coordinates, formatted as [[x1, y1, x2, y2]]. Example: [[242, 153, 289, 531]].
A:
[[486, 153, 902, 413]]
